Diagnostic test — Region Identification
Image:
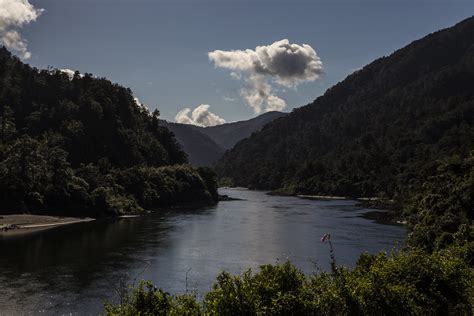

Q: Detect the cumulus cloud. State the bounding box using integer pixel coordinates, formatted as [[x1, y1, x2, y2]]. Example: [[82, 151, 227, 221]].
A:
[[209, 39, 323, 113], [175, 104, 225, 127], [240, 74, 286, 113], [0, 0, 43, 59]]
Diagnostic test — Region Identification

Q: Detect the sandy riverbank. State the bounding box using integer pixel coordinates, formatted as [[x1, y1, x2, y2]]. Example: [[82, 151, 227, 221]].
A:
[[0, 214, 95, 236]]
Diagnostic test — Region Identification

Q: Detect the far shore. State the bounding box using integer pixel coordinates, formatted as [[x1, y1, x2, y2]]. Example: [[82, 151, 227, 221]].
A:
[[0, 214, 95, 236], [297, 194, 348, 200]]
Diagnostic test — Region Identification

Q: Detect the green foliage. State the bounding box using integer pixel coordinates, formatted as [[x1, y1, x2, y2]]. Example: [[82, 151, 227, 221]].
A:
[[105, 245, 473, 315], [104, 281, 173, 316], [218, 177, 234, 188], [0, 47, 218, 216], [405, 153, 474, 250], [204, 263, 306, 315], [91, 186, 143, 216], [196, 167, 219, 202], [104, 281, 203, 316], [0, 135, 89, 214], [216, 17, 474, 200], [345, 247, 473, 315], [113, 165, 218, 208]]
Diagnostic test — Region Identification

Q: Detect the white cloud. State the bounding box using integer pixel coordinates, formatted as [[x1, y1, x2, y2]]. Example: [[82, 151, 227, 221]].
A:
[[209, 39, 323, 87], [1, 30, 29, 58], [59, 68, 77, 80], [175, 104, 225, 127], [209, 39, 323, 113], [0, 0, 43, 59], [133, 96, 151, 114], [266, 94, 287, 112], [55, 68, 86, 80], [240, 74, 286, 113], [223, 96, 235, 102], [133, 97, 142, 106]]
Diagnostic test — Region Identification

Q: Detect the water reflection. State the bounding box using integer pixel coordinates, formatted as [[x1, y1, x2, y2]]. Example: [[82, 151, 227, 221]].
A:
[[0, 188, 405, 314]]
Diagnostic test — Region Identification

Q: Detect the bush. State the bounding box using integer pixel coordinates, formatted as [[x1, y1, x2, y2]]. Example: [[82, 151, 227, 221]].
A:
[[114, 164, 218, 208], [104, 245, 473, 315], [405, 153, 474, 250]]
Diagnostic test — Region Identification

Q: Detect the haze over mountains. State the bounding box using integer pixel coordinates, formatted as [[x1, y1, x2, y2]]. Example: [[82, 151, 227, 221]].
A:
[[216, 16, 474, 199], [161, 111, 287, 166]]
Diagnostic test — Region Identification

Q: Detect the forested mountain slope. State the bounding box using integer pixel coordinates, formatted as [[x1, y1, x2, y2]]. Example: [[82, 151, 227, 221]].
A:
[[217, 17, 474, 199], [201, 111, 287, 150], [161, 111, 287, 166], [0, 47, 217, 217], [160, 120, 224, 167]]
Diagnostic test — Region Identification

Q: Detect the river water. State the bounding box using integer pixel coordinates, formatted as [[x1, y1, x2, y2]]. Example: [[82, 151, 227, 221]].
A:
[[0, 188, 405, 315]]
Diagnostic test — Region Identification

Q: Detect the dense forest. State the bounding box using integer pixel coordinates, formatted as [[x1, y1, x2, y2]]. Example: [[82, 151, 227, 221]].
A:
[[0, 47, 218, 217], [217, 17, 474, 199]]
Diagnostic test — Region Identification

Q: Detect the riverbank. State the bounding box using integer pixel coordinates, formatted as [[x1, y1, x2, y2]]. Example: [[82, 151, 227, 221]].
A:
[[295, 195, 402, 225], [0, 214, 95, 236], [297, 194, 347, 200], [266, 189, 403, 225]]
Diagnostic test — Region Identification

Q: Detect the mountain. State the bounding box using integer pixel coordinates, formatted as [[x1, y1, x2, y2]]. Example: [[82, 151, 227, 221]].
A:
[[0, 47, 218, 217], [160, 120, 225, 167], [162, 111, 287, 166], [201, 111, 288, 150], [216, 17, 474, 199]]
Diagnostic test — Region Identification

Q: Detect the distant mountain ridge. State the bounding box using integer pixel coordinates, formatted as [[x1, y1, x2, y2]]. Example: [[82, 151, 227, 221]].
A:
[[201, 111, 288, 150], [160, 120, 225, 167], [216, 16, 474, 197], [162, 111, 287, 166]]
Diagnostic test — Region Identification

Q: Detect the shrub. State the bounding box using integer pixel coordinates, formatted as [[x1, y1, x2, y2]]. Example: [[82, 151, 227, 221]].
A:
[[105, 245, 473, 315]]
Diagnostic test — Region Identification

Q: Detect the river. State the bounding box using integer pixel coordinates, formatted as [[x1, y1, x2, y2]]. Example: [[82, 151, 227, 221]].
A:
[[0, 188, 405, 315]]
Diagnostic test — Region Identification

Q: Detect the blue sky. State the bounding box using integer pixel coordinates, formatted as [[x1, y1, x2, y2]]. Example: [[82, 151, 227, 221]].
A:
[[14, 0, 474, 123]]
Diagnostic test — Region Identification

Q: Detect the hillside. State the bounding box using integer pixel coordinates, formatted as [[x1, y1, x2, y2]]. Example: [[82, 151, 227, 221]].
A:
[[216, 17, 474, 199], [160, 120, 224, 167], [201, 111, 288, 150], [162, 111, 287, 166], [0, 47, 218, 217]]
